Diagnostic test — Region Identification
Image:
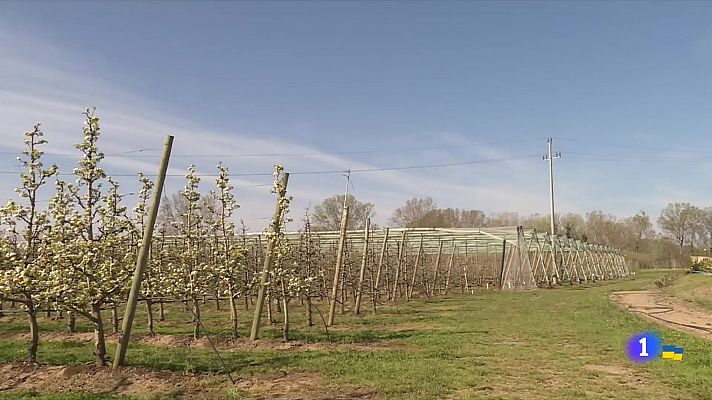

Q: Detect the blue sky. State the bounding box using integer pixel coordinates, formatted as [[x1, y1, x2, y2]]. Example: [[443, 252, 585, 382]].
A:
[[2, 1, 712, 229]]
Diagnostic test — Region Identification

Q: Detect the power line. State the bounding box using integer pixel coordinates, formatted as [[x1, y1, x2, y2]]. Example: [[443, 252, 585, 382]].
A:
[[564, 151, 712, 162], [0, 138, 542, 159], [556, 137, 712, 156], [0, 154, 540, 178], [348, 155, 539, 173], [4, 136, 712, 159]]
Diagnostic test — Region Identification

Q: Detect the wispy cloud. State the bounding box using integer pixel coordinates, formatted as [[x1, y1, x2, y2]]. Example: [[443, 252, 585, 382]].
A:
[[0, 30, 554, 230]]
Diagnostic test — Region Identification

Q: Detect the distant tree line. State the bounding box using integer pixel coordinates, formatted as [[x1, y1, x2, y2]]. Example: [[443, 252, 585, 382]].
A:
[[158, 192, 712, 270], [304, 195, 700, 269]]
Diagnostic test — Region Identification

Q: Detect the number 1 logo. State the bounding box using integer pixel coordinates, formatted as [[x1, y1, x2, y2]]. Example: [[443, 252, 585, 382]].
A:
[[639, 337, 648, 357], [627, 332, 661, 363]]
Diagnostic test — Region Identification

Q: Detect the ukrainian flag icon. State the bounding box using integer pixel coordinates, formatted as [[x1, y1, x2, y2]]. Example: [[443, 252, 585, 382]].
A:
[[662, 345, 675, 359], [662, 345, 684, 361], [673, 347, 684, 361]]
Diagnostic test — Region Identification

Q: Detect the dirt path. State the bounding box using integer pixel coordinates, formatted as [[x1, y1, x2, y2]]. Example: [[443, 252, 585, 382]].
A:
[[610, 290, 712, 340]]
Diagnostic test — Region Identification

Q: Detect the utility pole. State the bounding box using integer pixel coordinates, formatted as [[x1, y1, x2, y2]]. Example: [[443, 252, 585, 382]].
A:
[[543, 137, 561, 235], [343, 167, 351, 208]]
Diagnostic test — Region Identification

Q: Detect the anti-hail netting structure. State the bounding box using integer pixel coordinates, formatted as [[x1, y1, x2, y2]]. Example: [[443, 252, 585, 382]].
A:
[[237, 226, 627, 298]]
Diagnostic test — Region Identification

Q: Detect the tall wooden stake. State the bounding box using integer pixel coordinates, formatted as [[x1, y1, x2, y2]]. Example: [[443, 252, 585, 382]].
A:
[[327, 205, 349, 326], [499, 239, 507, 289], [354, 218, 370, 314], [430, 241, 443, 296], [407, 235, 423, 301], [391, 231, 407, 301], [373, 228, 389, 301], [113, 135, 173, 369], [250, 172, 290, 341], [444, 241, 456, 294]]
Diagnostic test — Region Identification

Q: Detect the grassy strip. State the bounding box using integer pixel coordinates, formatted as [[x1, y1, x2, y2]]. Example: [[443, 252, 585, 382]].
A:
[[663, 272, 712, 311], [1, 270, 711, 399]]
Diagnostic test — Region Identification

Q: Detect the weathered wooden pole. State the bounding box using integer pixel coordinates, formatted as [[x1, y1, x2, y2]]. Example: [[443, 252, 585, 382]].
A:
[[444, 241, 456, 294], [499, 239, 507, 289], [249, 172, 290, 341], [373, 228, 389, 299], [354, 218, 371, 314], [327, 205, 349, 326], [391, 231, 407, 301], [113, 135, 173, 369], [407, 235, 424, 301], [372, 228, 389, 314], [462, 241, 470, 294], [430, 240, 444, 296]]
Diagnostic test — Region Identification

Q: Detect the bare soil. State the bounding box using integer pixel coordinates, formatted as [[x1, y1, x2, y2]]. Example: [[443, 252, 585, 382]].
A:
[[134, 334, 405, 352], [0, 362, 226, 398], [235, 371, 376, 400], [0, 331, 405, 352], [324, 321, 437, 332], [0, 362, 376, 399], [610, 290, 712, 339]]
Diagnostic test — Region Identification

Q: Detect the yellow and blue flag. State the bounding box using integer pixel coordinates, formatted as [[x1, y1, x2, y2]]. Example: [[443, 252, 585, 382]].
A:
[[662, 345, 683, 361]]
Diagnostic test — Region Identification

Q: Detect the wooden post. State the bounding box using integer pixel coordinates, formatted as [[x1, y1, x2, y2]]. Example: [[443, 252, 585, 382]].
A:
[[249, 172, 290, 341], [430, 241, 443, 296], [444, 241, 456, 294], [462, 241, 470, 294], [391, 231, 407, 301], [339, 248, 347, 314], [327, 206, 349, 326], [499, 239, 507, 289], [113, 135, 173, 369], [354, 218, 370, 314], [407, 235, 423, 301], [373, 228, 389, 302], [474, 241, 480, 286]]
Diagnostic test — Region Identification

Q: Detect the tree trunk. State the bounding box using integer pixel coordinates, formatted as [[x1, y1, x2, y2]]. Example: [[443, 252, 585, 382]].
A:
[[159, 302, 165, 321], [228, 287, 238, 339], [91, 303, 107, 366], [28, 304, 39, 364], [305, 297, 313, 327], [282, 295, 290, 342], [193, 299, 201, 339], [267, 294, 274, 325], [146, 300, 155, 336], [339, 270, 345, 314], [67, 312, 76, 333], [215, 293, 221, 311], [111, 303, 119, 334]]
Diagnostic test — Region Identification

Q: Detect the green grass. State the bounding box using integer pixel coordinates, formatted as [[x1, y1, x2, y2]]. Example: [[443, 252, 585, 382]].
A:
[[663, 271, 712, 310], [2, 270, 712, 399]]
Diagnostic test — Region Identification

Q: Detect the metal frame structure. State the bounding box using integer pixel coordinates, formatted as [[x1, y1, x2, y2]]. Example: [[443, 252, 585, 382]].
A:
[[240, 225, 628, 291]]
